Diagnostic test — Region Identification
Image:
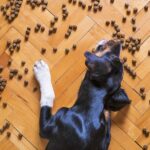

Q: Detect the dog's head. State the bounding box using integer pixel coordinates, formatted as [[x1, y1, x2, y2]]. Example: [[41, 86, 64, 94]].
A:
[[84, 39, 131, 111]]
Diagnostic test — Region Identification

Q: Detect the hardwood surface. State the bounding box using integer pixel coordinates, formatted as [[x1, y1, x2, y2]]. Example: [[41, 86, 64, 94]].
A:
[[0, 0, 150, 149]]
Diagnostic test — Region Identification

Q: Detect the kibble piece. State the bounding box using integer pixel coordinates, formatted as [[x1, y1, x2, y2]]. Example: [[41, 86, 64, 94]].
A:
[[41, 48, 46, 54], [110, 0, 114, 4], [65, 48, 69, 55], [88, 5, 92, 11], [24, 80, 28, 87], [18, 133, 23, 140], [132, 59, 136, 66], [141, 93, 146, 100], [148, 50, 150, 56], [6, 132, 11, 138], [132, 26, 136, 32], [143, 145, 148, 150], [50, 20, 55, 27], [52, 27, 57, 33], [144, 6, 148, 12], [24, 68, 29, 74], [140, 87, 145, 93], [40, 26, 45, 32], [124, 3, 129, 9], [6, 40, 11, 48], [133, 8, 138, 14], [54, 16, 58, 22], [105, 21, 110, 26], [126, 10, 131, 15], [48, 29, 53, 35], [0, 66, 4, 73], [21, 61, 26, 67], [33, 87, 38, 92], [72, 25, 77, 31], [131, 18, 136, 24], [17, 74, 22, 80], [145, 131, 150, 137], [72, 44, 77, 50], [122, 17, 126, 23], [53, 48, 57, 53], [2, 102, 7, 108]]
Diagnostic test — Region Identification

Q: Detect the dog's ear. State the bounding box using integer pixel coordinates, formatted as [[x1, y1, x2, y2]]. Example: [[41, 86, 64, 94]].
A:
[[105, 88, 131, 111]]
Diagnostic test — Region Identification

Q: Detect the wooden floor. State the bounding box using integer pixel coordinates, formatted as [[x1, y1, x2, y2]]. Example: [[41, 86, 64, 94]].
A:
[[0, 0, 150, 149]]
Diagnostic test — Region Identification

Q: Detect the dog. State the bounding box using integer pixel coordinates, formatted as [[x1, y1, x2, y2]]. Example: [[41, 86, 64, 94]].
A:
[[33, 39, 131, 150]]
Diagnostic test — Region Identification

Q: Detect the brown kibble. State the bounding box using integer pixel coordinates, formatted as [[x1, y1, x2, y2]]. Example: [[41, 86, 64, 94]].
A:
[[0, 66, 4, 73], [145, 131, 150, 138], [88, 5, 92, 11], [65, 48, 69, 55], [21, 61, 26, 67], [42, 5, 47, 11], [53, 48, 57, 53], [54, 16, 58, 22], [110, 0, 114, 4], [52, 27, 57, 33], [9, 73, 14, 79], [122, 57, 127, 63], [133, 8, 138, 14], [144, 6, 148, 12], [72, 44, 77, 50], [18, 133, 23, 140], [6, 132, 11, 138], [148, 50, 150, 56], [48, 29, 53, 35], [24, 68, 28, 74], [122, 17, 126, 23], [17, 74, 22, 80], [111, 20, 115, 26], [132, 26, 136, 32], [0, 129, 3, 135], [131, 18, 136, 24], [33, 87, 38, 92], [2, 102, 7, 108], [141, 93, 146, 100], [72, 25, 77, 31], [4, 122, 10, 129], [62, 4, 66, 8], [132, 59, 136, 66], [24, 80, 28, 87], [126, 10, 131, 15], [105, 21, 110, 26], [41, 26, 45, 32], [50, 20, 55, 27], [6, 40, 11, 48], [41, 48, 46, 54], [7, 59, 12, 67], [140, 87, 145, 93], [124, 3, 129, 9], [143, 145, 148, 150]]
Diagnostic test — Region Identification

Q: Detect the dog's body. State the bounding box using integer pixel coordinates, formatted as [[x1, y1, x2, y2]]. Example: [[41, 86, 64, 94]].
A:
[[33, 40, 131, 150]]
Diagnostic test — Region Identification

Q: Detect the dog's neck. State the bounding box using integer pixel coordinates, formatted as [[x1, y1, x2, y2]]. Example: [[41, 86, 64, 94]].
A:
[[75, 71, 107, 107]]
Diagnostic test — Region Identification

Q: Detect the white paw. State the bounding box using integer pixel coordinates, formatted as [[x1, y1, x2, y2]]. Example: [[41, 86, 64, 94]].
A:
[[33, 60, 55, 107], [33, 60, 50, 86]]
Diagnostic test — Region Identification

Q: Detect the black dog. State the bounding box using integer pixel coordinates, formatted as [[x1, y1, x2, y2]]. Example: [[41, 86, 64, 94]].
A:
[[38, 40, 131, 150]]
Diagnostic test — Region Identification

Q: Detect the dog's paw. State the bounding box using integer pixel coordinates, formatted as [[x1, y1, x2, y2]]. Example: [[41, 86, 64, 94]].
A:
[[33, 60, 55, 107], [33, 60, 51, 86]]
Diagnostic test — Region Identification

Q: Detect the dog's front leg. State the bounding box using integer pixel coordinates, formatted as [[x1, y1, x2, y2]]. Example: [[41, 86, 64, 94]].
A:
[[33, 60, 55, 138]]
